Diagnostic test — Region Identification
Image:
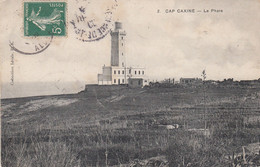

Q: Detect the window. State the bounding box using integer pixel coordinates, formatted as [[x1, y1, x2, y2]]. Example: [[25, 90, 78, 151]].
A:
[[139, 71, 140, 75], [122, 43, 123, 46], [135, 71, 137, 74], [142, 71, 144, 75], [118, 79, 120, 84], [122, 63, 124, 67], [122, 79, 124, 83], [114, 79, 116, 83], [114, 70, 116, 74], [129, 69, 131, 74], [122, 53, 123, 56], [121, 37, 123, 40], [118, 70, 120, 74], [138, 80, 141, 85], [122, 70, 124, 74]]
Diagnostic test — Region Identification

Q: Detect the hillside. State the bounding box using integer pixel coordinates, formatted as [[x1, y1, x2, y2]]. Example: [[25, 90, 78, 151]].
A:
[[2, 86, 260, 166]]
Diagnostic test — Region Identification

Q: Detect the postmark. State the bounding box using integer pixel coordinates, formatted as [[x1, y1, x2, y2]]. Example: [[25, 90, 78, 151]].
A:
[[70, 0, 118, 42], [9, 35, 53, 55], [24, 2, 66, 36]]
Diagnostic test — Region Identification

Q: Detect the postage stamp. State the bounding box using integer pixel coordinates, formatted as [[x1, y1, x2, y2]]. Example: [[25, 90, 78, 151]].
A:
[[24, 2, 66, 36]]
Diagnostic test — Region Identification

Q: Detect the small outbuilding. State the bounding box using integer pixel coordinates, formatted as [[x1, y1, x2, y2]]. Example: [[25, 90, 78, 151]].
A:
[[128, 78, 144, 88]]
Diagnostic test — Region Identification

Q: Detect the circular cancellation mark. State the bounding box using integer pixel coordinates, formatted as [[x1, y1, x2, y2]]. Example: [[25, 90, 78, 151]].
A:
[[9, 36, 53, 55], [70, 0, 118, 42]]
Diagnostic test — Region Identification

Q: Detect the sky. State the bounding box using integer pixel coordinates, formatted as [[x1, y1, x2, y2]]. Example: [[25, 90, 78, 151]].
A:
[[1, 0, 260, 98]]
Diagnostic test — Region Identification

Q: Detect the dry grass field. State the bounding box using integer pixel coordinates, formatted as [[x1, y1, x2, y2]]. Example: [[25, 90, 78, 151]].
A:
[[1, 85, 260, 166]]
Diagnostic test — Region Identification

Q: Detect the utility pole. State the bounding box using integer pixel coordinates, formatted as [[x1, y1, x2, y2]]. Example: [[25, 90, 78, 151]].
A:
[[201, 70, 207, 145], [105, 130, 108, 167]]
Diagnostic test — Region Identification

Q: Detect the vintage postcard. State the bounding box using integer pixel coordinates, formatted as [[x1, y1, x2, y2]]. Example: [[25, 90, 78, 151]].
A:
[[1, 0, 260, 166]]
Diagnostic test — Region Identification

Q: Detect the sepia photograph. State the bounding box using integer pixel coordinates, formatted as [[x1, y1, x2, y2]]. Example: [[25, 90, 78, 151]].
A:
[[1, 0, 260, 166]]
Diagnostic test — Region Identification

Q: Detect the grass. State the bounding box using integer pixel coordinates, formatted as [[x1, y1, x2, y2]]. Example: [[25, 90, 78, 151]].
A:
[[2, 128, 80, 167], [1, 86, 260, 166]]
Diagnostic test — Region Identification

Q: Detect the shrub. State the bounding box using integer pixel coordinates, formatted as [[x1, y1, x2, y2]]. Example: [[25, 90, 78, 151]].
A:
[[2, 136, 80, 167]]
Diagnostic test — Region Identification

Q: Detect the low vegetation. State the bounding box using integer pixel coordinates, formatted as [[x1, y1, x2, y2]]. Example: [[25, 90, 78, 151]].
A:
[[2, 86, 260, 166]]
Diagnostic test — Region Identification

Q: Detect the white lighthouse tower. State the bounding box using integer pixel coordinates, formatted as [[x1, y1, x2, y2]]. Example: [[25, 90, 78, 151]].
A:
[[98, 22, 147, 86], [110, 22, 126, 67]]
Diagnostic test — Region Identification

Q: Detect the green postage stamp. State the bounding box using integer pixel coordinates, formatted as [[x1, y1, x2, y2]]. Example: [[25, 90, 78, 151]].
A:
[[24, 2, 66, 36]]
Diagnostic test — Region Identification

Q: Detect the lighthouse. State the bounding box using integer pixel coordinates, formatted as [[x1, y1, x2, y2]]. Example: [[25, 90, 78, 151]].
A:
[[98, 22, 148, 87], [110, 22, 126, 67]]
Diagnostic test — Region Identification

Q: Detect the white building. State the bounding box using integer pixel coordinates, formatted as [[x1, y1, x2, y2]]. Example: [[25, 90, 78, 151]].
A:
[[98, 22, 148, 86]]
